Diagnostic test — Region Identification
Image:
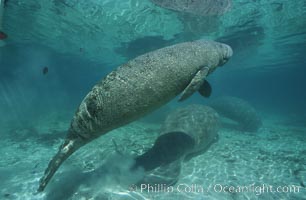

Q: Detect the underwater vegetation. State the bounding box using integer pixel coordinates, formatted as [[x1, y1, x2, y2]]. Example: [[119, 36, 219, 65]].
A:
[[209, 96, 262, 132]]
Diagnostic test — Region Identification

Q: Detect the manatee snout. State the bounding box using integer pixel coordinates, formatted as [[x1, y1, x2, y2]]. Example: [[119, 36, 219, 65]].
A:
[[217, 43, 233, 66]]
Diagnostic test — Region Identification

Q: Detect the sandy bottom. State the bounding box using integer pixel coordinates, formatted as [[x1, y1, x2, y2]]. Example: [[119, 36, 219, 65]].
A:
[[0, 111, 305, 200]]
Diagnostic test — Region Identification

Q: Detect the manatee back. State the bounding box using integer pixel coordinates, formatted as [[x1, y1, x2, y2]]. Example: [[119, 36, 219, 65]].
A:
[[68, 41, 223, 140], [209, 96, 262, 132]]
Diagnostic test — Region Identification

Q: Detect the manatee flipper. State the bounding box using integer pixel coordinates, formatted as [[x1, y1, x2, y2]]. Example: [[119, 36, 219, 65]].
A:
[[198, 80, 212, 97], [178, 66, 210, 101]]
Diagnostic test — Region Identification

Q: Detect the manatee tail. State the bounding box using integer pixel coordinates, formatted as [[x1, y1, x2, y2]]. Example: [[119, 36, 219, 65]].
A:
[[37, 136, 84, 192]]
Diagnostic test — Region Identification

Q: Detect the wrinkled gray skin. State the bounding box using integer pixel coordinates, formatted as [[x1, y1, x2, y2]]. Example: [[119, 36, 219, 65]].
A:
[[161, 104, 220, 160], [38, 40, 232, 192]]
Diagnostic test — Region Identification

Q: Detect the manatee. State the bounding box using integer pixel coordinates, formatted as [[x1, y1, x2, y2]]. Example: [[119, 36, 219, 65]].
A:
[[133, 131, 195, 172], [37, 40, 232, 192], [161, 105, 220, 160], [134, 104, 220, 171], [209, 96, 262, 132], [132, 105, 220, 185]]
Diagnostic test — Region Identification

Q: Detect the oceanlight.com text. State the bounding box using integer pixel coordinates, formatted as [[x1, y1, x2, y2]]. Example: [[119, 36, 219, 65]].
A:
[[213, 183, 301, 196]]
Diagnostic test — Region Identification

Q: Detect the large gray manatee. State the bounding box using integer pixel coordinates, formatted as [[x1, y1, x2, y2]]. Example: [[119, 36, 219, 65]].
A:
[[38, 40, 232, 192]]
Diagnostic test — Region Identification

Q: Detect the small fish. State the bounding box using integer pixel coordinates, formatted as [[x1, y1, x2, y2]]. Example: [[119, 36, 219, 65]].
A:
[[1, 0, 8, 40], [42, 67, 48, 75], [4, 193, 10, 198], [0, 31, 7, 40]]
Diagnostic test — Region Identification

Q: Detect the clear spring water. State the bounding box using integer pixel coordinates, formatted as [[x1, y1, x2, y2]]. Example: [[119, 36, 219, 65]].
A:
[[0, 0, 305, 199]]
